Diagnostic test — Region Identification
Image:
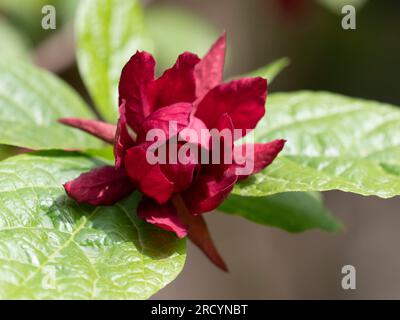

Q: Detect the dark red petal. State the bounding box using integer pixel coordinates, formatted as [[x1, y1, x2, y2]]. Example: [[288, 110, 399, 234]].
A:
[[119, 51, 156, 133], [148, 52, 200, 110], [114, 101, 135, 168], [172, 195, 228, 272], [160, 154, 197, 193], [195, 77, 267, 137], [183, 171, 238, 215], [205, 113, 234, 177], [139, 103, 192, 142], [138, 197, 187, 238], [64, 166, 134, 206], [58, 118, 116, 144], [179, 116, 210, 151], [234, 139, 286, 179], [124, 143, 174, 204], [194, 33, 226, 99]]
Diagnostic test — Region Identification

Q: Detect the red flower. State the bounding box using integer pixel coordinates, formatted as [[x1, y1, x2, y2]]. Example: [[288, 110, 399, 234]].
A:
[[60, 34, 285, 271]]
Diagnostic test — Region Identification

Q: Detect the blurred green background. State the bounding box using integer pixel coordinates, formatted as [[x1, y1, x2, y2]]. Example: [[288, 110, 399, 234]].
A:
[[2, 0, 399, 105]]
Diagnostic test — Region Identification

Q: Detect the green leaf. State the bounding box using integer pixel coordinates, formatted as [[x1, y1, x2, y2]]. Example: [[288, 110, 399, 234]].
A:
[[0, 18, 30, 58], [220, 192, 342, 233], [0, 152, 186, 299], [244, 57, 290, 84], [234, 91, 400, 198], [0, 145, 20, 161], [144, 5, 218, 73], [76, 0, 148, 122], [0, 58, 102, 150]]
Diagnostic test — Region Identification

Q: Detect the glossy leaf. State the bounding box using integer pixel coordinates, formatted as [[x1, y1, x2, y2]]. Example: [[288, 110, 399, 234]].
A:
[[76, 0, 148, 122], [0, 152, 186, 299], [220, 192, 342, 233], [0, 58, 102, 150], [234, 91, 400, 198], [0, 145, 21, 161]]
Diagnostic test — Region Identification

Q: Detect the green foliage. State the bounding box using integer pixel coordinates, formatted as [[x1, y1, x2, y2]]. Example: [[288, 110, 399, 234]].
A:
[[0, 18, 30, 58], [316, 0, 367, 14], [0, 58, 102, 150], [0, 152, 186, 299], [220, 192, 342, 233], [76, 0, 149, 122], [0, 0, 396, 300], [234, 91, 400, 198], [243, 57, 290, 84], [0, 0, 78, 43], [0, 145, 20, 161]]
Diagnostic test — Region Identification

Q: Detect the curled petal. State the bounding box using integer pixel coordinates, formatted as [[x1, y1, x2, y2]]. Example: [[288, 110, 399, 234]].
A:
[[172, 195, 228, 272], [195, 78, 267, 137], [183, 171, 238, 215], [233, 139, 286, 179], [64, 166, 134, 206], [114, 101, 135, 168], [277, 0, 305, 15], [194, 33, 226, 98], [119, 51, 156, 133], [58, 118, 116, 144], [138, 197, 187, 239], [124, 143, 174, 204], [148, 52, 200, 110]]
